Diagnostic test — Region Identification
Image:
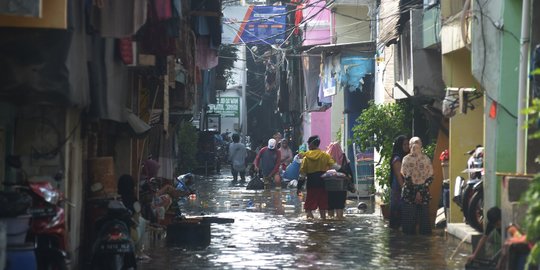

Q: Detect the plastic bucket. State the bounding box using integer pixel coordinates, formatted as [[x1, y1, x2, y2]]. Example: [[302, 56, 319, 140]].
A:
[[0, 215, 30, 245], [6, 244, 36, 270]]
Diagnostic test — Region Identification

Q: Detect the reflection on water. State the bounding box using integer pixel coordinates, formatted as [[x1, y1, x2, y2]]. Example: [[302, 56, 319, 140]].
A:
[[139, 171, 469, 270]]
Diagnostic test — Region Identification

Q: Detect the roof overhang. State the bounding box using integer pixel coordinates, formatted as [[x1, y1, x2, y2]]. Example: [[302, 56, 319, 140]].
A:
[[306, 41, 376, 54]]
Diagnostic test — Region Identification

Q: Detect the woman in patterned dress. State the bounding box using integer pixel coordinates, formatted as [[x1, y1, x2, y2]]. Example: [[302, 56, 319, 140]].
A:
[[400, 137, 434, 235]]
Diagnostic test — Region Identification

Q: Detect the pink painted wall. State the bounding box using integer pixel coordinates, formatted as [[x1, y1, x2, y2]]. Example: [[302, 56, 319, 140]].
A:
[[302, 0, 331, 46], [310, 110, 332, 150]]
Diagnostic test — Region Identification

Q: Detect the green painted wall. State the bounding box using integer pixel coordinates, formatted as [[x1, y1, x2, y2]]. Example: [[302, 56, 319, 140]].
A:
[[496, 0, 521, 175]]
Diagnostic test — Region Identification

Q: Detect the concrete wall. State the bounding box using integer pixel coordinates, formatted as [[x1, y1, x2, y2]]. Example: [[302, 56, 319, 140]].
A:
[[440, 15, 466, 55], [470, 0, 504, 210], [331, 87, 345, 144], [310, 110, 332, 150], [442, 49, 485, 223], [334, 5, 372, 44], [375, 45, 396, 104], [14, 106, 66, 178], [411, 9, 445, 99]]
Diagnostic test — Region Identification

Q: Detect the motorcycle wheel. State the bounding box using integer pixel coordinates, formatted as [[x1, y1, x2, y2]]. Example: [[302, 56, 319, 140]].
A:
[[110, 254, 125, 270], [461, 184, 475, 218], [467, 191, 484, 233]]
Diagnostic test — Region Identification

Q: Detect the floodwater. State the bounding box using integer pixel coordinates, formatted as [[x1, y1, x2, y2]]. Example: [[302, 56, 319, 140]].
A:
[[138, 170, 470, 270]]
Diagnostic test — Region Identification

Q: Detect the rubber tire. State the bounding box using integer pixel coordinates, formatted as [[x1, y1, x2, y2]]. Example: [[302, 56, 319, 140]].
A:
[[461, 183, 475, 217], [467, 190, 484, 233], [110, 254, 124, 270]]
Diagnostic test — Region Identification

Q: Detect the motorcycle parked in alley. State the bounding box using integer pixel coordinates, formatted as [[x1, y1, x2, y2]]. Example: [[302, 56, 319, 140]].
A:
[[28, 179, 70, 270], [91, 200, 137, 270], [5, 175, 70, 270], [453, 146, 484, 232]]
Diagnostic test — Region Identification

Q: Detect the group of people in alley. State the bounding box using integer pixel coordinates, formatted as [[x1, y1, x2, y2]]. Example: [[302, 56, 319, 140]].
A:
[[114, 131, 505, 265], [228, 131, 440, 227], [237, 132, 438, 230]]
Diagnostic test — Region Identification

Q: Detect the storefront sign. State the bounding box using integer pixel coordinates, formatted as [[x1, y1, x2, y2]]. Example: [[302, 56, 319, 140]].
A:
[[208, 97, 240, 118]]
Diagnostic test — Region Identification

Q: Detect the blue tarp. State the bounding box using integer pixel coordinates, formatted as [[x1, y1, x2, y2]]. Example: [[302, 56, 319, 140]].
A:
[[339, 54, 375, 92]]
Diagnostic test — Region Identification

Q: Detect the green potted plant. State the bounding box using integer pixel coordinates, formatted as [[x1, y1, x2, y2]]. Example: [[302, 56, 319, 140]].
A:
[[352, 101, 410, 218], [520, 97, 540, 267]]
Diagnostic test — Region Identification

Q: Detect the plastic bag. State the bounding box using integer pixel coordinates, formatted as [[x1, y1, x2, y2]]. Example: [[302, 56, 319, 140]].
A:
[[282, 158, 301, 180], [246, 175, 264, 190]]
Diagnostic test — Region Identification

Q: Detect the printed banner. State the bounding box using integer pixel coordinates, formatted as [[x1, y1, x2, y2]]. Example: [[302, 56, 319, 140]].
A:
[[223, 5, 287, 45]]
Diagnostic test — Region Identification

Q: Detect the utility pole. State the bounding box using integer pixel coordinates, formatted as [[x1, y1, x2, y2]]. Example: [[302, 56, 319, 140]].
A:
[[241, 45, 248, 136]]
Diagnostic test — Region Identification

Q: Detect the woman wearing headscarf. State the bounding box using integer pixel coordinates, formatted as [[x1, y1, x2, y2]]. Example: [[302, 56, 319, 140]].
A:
[[389, 135, 410, 229], [400, 137, 434, 235], [326, 142, 351, 220]]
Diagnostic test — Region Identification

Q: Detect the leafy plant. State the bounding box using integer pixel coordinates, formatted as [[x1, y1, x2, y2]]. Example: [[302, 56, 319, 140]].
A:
[[216, 44, 239, 86], [523, 98, 540, 140], [423, 142, 436, 160], [352, 101, 409, 163], [522, 174, 540, 267], [352, 101, 410, 203], [176, 121, 199, 174], [375, 161, 391, 203], [521, 97, 540, 267]]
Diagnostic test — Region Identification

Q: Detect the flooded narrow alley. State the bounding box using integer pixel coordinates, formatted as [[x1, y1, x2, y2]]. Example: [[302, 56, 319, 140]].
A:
[[139, 171, 471, 270]]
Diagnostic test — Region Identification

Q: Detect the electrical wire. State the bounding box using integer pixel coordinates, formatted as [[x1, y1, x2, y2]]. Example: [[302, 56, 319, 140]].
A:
[[222, 0, 327, 25], [225, 0, 422, 48], [474, 0, 518, 119], [333, 2, 424, 22], [225, 0, 335, 46]]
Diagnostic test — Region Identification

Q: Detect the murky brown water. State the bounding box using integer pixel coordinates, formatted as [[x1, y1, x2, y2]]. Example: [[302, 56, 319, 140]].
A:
[[138, 171, 470, 270]]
